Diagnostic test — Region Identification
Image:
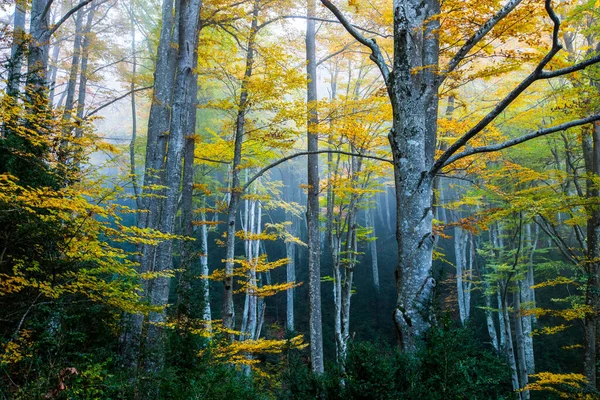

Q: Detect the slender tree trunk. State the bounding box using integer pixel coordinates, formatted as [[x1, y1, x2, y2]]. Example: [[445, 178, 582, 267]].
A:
[[582, 123, 600, 388], [63, 10, 84, 117], [501, 291, 521, 396], [129, 3, 141, 207], [514, 288, 530, 399], [74, 3, 97, 136], [366, 207, 380, 293], [200, 211, 212, 326], [306, 0, 324, 373], [222, 0, 260, 334]]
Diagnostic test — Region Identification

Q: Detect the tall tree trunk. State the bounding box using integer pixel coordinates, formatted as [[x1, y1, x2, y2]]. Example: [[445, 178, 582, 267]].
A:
[[63, 9, 84, 117], [514, 288, 530, 399], [122, 0, 178, 371], [200, 211, 212, 326], [74, 3, 97, 136], [129, 2, 141, 207], [390, 0, 440, 351], [222, 0, 260, 335], [501, 291, 521, 396], [140, 0, 203, 382], [306, 0, 324, 373], [582, 123, 600, 388]]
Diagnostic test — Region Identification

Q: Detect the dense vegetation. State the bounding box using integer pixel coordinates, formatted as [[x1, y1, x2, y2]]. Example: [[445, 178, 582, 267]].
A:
[[1, 0, 600, 399]]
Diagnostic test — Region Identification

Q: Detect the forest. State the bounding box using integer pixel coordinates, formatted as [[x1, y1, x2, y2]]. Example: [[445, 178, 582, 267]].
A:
[[1, 0, 600, 398]]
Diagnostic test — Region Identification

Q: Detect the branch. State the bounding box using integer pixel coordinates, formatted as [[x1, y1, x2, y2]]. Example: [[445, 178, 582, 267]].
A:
[[317, 41, 356, 67], [86, 86, 153, 117], [47, 0, 95, 38], [319, 0, 390, 83], [242, 150, 392, 192], [540, 53, 600, 79], [431, 0, 567, 176], [443, 0, 523, 79], [443, 114, 600, 167], [279, 15, 391, 39]]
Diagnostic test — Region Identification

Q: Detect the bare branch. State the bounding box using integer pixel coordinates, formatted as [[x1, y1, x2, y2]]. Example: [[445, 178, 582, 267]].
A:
[[47, 0, 95, 38], [442, 114, 600, 167], [540, 53, 600, 79], [319, 0, 390, 83], [86, 86, 153, 117], [243, 150, 392, 192]]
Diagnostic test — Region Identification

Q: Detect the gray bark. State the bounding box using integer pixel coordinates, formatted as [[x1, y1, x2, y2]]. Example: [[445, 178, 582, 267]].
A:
[[63, 9, 84, 117], [514, 288, 530, 399], [389, 0, 440, 351], [306, 0, 324, 373], [141, 0, 203, 379], [366, 207, 380, 293], [582, 122, 600, 388], [74, 3, 97, 136], [25, 0, 51, 97], [6, 0, 27, 98]]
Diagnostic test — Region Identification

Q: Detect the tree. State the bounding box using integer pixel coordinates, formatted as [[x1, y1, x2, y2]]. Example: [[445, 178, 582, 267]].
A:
[[320, 0, 600, 352]]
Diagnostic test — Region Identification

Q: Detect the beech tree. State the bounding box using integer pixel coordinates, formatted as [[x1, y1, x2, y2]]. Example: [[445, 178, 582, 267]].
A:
[[320, 0, 600, 352]]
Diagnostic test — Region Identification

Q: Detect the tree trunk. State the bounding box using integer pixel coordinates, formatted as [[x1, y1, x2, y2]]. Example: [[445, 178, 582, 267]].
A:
[[222, 0, 260, 335], [306, 0, 324, 373], [141, 0, 203, 381], [582, 123, 600, 388], [63, 10, 84, 117], [390, 0, 440, 351], [6, 0, 27, 98], [74, 3, 97, 136], [514, 288, 530, 399], [25, 0, 51, 103], [366, 207, 380, 293]]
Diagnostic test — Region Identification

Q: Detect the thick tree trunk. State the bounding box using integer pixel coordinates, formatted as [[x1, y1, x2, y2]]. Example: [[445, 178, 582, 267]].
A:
[[306, 0, 324, 373], [6, 0, 27, 98], [390, 0, 440, 351], [141, 0, 203, 381], [25, 0, 51, 99]]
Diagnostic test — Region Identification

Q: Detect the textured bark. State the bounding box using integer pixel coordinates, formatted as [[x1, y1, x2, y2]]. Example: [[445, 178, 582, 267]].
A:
[[122, 0, 179, 371], [25, 0, 51, 97], [582, 123, 600, 388], [306, 0, 324, 373], [389, 0, 440, 351], [141, 0, 203, 380]]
